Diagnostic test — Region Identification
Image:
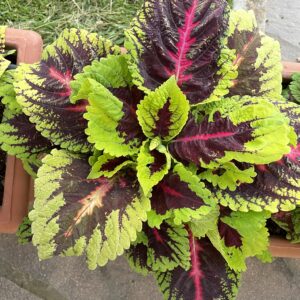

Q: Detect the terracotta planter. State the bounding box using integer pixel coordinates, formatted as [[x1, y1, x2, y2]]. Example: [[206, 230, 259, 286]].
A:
[[0, 28, 43, 233], [269, 61, 300, 258]]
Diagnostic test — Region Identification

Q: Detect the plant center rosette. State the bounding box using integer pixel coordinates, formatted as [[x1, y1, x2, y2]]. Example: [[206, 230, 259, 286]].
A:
[[1, 1, 300, 300]]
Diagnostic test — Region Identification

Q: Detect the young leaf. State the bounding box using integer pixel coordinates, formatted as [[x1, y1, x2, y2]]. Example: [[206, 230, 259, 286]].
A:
[[137, 140, 171, 196], [88, 153, 134, 179], [169, 97, 291, 166], [149, 163, 214, 227], [125, 0, 229, 105], [14, 28, 120, 153], [0, 107, 52, 160], [198, 162, 256, 191], [207, 209, 271, 272], [189, 206, 220, 239], [137, 77, 189, 141], [155, 232, 240, 300], [84, 81, 145, 157], [71, 55, 132, 102], [29, 149, 150, 269]]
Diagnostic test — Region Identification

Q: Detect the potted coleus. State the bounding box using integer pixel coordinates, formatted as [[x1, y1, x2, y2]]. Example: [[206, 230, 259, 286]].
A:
[[1, 0, 300, 299], [0, 26, 42, 233]]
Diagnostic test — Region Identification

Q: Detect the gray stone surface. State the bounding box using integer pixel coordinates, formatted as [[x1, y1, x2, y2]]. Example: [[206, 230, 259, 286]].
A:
[[234, 0, 300, 61], [265, 1, 300, 61], [1, 234, 300, 300], [0, 234, 161, 300], [0, 277, 41, 300]]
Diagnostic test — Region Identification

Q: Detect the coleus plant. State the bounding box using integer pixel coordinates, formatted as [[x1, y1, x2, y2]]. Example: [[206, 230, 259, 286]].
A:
[[1, 1, 300, 299]]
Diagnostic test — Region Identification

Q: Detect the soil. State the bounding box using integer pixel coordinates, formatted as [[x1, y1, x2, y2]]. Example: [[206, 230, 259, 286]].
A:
[[267, 219, 287, 238], [0, 52, 16, 206], [0, 100, 5, 206]]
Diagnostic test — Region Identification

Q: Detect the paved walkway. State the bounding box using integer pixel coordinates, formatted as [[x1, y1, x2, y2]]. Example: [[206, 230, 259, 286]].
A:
[[0, 234, 300, 300]]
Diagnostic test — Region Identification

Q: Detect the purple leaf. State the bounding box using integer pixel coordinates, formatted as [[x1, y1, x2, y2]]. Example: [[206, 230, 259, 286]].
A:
[[156, 231, 240, 300], [0, 108, 52, 159], [151, 171, 206, 215], [169, 113, 253, 165], [125, 0, 229, 105], [15, 29, 120, 152], [209, 101, 300, 212], [113, 86, 145, 145], [29, 150, 150, 268]]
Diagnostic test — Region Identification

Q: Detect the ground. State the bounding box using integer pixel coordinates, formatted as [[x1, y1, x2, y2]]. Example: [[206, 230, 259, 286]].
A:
[[1, 0, 300, 299], [0, 0, 143, 45], [1, 234, 300, 300]]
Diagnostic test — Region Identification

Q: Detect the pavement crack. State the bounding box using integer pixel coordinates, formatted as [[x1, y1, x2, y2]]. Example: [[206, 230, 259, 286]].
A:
[[0, 257, 68, 300]]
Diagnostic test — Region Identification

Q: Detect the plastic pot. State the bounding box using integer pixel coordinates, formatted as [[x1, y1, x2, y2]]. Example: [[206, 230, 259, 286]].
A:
[[0, 28, 43, 233]]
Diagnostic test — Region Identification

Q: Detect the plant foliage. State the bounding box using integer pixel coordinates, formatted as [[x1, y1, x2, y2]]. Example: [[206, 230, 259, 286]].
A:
[[1, 1, 300, 300]]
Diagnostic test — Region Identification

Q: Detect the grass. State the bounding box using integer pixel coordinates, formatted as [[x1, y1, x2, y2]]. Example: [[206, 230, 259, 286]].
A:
[[0, 0, 143, 45]]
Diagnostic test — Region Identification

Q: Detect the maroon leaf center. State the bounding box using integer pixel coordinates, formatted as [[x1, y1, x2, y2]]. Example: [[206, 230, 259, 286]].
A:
[[49, 67, 72, 97], [188, 232, 204, 300], [151, 172, 205, 215], [149, 150, 167, 174], [166, 0, 200, 85], [152, 99, 173, 138], [218, 220, 242, 248]]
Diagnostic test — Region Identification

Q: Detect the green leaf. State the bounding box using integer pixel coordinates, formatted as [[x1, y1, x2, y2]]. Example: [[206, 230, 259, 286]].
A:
[[286, 73, 300, 103], [84, 80, 142, 156], [88, 153, 134, 179], [71, 55, 132, 103], [146, 221, 190, 272], [207, 210, 271, 272], [22, 155, 43, 178], [17, 216, 32, 245], [137, 140, 171, 196], [199, 162, 257, 191], [0, 56, 9, 79], [136, 77, 189, 141], [155, 233, 240, 300], [0, 70, 22, 112], [189, 206, 220, 239], [29, 149, 150, 269], [126, 230, 150, 276], [199, 96, 292, 165]]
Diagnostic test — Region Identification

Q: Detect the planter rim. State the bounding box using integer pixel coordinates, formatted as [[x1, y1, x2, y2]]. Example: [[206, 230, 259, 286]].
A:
[[282, 61, 300, 80], [0, 28, 42, 233]]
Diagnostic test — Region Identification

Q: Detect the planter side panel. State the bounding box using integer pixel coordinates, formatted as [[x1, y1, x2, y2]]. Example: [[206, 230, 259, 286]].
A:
[[0, 28, 42, 233]]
